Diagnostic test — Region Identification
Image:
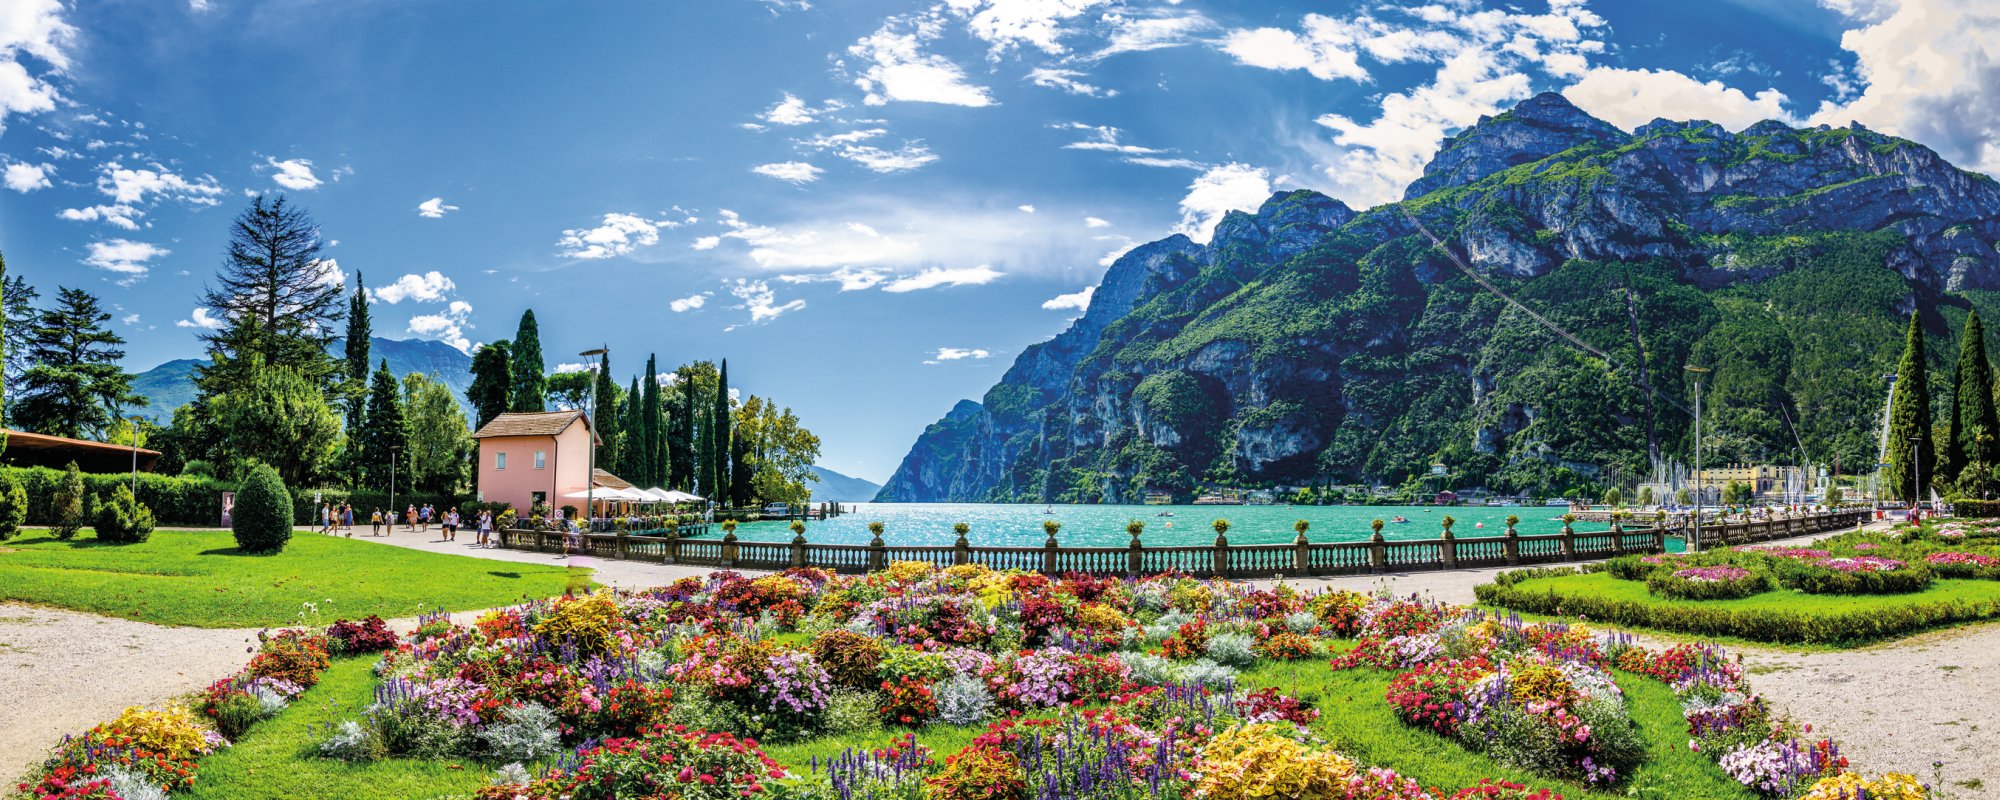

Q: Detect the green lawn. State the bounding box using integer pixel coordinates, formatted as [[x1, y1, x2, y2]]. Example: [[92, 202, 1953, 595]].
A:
[[0, 530, 593, 627], [179, 657, 491, 800], [1483, 571, 2000, 646]]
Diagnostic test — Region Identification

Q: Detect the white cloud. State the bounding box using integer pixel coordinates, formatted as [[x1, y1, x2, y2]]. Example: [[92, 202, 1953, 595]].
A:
[[1059, 123, 1162, 154], [1174, 163, 1271, 243], [120, 313, 141, 325], [312, 257, 346, 289], [691, 235, 721, 250], [371, 271, 456, 304], [799, 128, 940, 172], [4, 161, 51, 191], [95, 161, 224, 206], [58, 204, 142, 230], [1093, 10, 1214, 58], [728, 279, 806, 325], [777, 266, 890, 291], [946, 0, 1110, 56], [882, 264, 1004, 293], [189, 0, 212, 11], [1807, 0, 2000, 175], [1084, 216, 1111, 228], [1221, 21, 1367, 82], [407, 299, 475, 353], [82, 238, 168, 278], [1017, 204, 1036, 213], [261, 157, 322, 190], [670, 292, 711, 312], [0, 0, 73, 135], [552, 362, 592, 374], [1041, 285, 1096, 311], [176, 307, 225, 330], [1122, 156, 1205, 169], [556, 212, 674, 259], [848, 14, 996, 107], [752, 161, 825, 184], [757, 93, 844, 126], [1564, 68, 1793, 131], [924, 346, 992, 364], [416, 196, 459, 218], [1028, 67, 1114, 97]]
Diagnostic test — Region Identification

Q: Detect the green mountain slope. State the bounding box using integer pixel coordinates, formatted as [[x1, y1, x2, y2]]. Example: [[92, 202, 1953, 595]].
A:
[[128, 337, 475, 424]]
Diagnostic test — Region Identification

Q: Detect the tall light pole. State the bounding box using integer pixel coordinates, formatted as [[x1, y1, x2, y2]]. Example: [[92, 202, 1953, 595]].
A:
[[1910, 435, 1924, 510], [388, 445, 398, 532], [579, 346, 608, 532], [1686, 365, 1710, 552], [129, 416, 142, 496]]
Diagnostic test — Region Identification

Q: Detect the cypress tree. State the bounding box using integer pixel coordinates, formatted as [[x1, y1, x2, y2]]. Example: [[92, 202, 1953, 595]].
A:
[[466, 340, 512, 430], [510, 309, 545, 412], [642, 355, 662, 486], [1950, 310, 2000, 493], [0, 249, 7, 453], [360, 360, 408, 491], [621, 376, 642, 480], [344, 272, 371, 390], [670, 374, 694, 491], [592, 351, 619, 473], [713, 359, 731, 503], [1886, 312, 1934, 502]]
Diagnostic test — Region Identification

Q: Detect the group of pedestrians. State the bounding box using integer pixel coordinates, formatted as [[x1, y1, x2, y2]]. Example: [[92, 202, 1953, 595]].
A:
[[315, 502, 358, 536]]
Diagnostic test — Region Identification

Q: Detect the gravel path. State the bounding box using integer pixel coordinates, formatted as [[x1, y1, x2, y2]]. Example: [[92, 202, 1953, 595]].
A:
[[0, 604, 261, 787]]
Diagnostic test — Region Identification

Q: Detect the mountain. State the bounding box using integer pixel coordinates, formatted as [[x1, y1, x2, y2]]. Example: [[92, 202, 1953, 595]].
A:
[[877, 92, 2000, 503], [805, 465, 883, 503], [129, 337, 476, 424]]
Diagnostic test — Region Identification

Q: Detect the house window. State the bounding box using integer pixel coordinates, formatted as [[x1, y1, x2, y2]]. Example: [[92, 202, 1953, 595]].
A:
[[495, 452, 507, 470], [534, 450, 547, 470]]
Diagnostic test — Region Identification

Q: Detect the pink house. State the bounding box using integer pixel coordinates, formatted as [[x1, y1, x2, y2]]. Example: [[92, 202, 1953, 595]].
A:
[[472, 410, 605, 515]]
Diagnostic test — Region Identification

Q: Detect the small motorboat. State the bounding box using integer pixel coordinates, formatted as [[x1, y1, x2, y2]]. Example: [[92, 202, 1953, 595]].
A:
[[1155, 511, 1175, 517], [1389, 516, 1411, 524]]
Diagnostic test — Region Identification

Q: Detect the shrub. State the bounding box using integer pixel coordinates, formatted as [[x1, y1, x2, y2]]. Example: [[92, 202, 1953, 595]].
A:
[[518, 728, 787, 800], [249, 630, 331, 687], [319, 719, 385, 762], [51, 461, 86, 540], [1176, 658, 1238, 690], [93, 484, 156, 544], [0, 469, 25, 540], [1647, 565, 1770, 600], [231, 463, 293, 553], [1204, 632, 1258, 668], [932, 673, 995, 726], [926, 748, 1024, 800], [822, 690, 883, 737], [812, 629, 887, 690], [477, 703, 562, 763], [1770, 557, 1932, 595], [531, 592, 624, 656], [1194, 723, 1354, 800], [326, 616, 398, 654]]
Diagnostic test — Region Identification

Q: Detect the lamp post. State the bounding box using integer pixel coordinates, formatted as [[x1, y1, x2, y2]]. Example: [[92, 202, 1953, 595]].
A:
[[128, 416, 141, 496], [388, 445, 398, 532], [1685, 365, 1711, 551], [1910, 435, 1923, 510], [579, 346, 608, 532]]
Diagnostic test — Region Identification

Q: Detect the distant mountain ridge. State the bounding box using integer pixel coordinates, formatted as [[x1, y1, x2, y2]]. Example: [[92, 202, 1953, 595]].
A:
[[877, 92, 2000, 503], [806, 465, 883, 503], [128, 337, 475, 424]]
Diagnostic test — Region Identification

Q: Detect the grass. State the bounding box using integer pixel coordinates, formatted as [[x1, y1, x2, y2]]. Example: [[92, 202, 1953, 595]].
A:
[[1492, 571, 2000, 648], [0, 529, 593, 627], [177, 657, 492, 800]]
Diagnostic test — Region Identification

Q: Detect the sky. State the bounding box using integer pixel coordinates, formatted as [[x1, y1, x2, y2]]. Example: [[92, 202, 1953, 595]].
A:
[[0, 0, 1994, 483]]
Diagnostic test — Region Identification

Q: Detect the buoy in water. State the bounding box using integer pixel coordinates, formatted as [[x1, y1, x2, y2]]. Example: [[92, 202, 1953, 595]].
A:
[[1475, 522, 1484, 529]]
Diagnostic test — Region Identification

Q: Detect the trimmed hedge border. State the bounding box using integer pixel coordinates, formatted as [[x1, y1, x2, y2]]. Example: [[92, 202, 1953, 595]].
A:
[[1475, 566, 2000, 645], [1950, 499, 2000, 517]]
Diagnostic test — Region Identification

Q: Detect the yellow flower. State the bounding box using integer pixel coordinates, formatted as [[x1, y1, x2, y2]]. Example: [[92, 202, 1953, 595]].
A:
[[1194, 724, 1353, 800]]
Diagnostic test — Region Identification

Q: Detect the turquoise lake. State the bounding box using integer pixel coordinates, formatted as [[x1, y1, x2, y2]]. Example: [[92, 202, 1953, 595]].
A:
[[716, 503, 1622, 548]]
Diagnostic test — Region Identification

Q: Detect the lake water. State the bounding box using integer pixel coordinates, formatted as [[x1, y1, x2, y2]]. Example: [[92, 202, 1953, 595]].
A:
[[716, 503, 1620, 548]]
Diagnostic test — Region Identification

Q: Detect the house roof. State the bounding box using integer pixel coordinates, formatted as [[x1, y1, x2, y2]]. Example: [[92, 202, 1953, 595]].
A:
[[471, 410, 597, 443], [592, 468, 632, 490], [1, 429, 162, 473]]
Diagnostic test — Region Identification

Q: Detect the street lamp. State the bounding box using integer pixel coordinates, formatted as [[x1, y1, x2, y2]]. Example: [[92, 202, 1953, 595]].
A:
[[1685, 365, 1711, 552], [388, 445, 398, 532], [129, 416, 142, 496], [579, 346, 609, 532]]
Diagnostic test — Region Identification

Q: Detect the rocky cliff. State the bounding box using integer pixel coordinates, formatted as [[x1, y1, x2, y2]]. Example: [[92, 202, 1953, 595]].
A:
[[877, 93, 2000, 503]]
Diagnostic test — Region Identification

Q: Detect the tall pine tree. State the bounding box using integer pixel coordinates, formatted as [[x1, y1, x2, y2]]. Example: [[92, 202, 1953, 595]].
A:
[[341, 273, 373, 486], [195, 195, 344, 394], [641, 355, 662, 487], [510, 309, 545, 412], [1948, 310, 1999, 494], [360, 360, 407, 491], [620, 376, 643, 480], [467, 340, 512, 430], [1886, 312, 1934, 502], [16, 287, 142, 439], [712, 359, 731, 502]]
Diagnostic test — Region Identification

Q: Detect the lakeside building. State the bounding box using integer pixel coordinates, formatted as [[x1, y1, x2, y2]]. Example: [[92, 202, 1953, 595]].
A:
[[472, 410, 612, 514]]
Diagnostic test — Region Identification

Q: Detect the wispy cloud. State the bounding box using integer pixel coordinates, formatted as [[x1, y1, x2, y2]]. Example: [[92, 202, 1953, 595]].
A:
[[752, 161, 825, 184], [882, 265, 1004, 293], [556, 212, 689, 259], [1041, 285, 1096, 311], [261, 157, 323, 190], [924, 346, 992, 364], [848, 13, 995, 107], [82, 238, 168, 279], [417, 196, 460, 218]]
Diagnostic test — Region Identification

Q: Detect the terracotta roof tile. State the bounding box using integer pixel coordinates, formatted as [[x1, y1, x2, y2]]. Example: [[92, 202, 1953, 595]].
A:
[[471, 410, 586, 439]]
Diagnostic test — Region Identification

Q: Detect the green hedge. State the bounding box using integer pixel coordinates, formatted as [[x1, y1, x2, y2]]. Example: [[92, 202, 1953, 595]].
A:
[[1475, 567, 2000, 644], [1951, 500, 2000, 517], [2, 465, 230, 528]]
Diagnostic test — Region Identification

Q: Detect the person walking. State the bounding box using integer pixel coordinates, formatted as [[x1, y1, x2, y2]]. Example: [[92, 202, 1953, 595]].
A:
[[371, 508, 383, 536], [406, 504, 418, 532], [479, 510, 494, 548], [342, 504, 354, 537]]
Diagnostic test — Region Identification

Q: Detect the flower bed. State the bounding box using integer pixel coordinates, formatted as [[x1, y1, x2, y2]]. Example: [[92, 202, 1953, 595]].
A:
[[22, 566, 1937, 800], [1647, 565, 1770, 600]]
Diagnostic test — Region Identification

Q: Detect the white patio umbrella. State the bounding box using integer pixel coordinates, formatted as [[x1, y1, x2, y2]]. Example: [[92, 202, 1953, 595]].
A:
[[658, 489, 705, 503]]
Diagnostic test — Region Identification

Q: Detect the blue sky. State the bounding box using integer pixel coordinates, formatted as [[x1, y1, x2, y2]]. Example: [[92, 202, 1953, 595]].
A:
[[0, 0, 1992, 482]]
